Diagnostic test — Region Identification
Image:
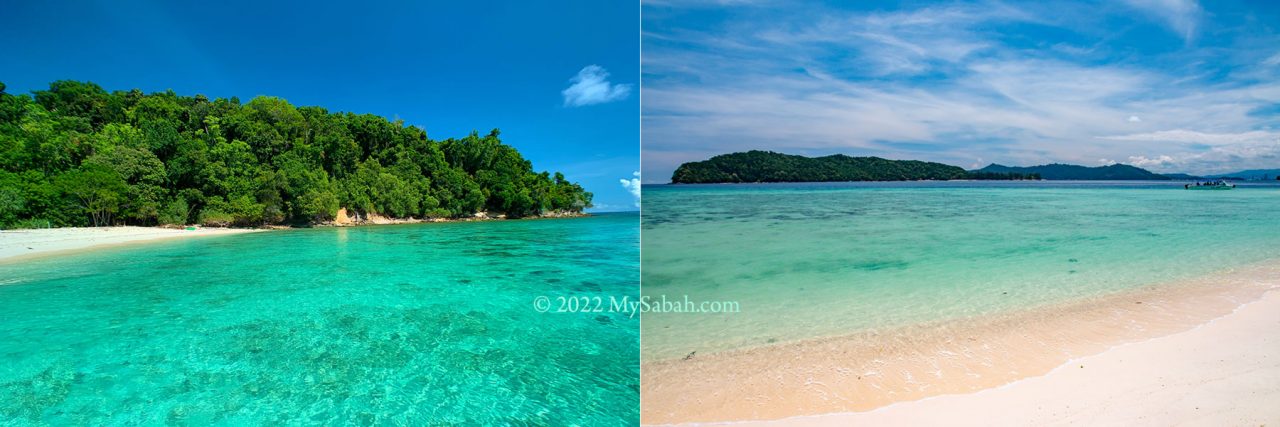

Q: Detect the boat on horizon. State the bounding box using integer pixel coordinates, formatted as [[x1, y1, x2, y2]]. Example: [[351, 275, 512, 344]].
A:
[[1185, 180, 1236, 190]]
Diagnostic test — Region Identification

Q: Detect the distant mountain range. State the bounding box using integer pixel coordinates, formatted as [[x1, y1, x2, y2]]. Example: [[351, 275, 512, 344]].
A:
[[976, 165, 1280, 181], [1202, 169, 1280, 180], [974, 163, 1169, 180]]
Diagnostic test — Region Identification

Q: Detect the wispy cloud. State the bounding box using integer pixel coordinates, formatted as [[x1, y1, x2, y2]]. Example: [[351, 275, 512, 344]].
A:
[[1097, 130, 1280, 173], [642, 0, 770, 6], [1098, 129, 1279, 145], [642, 0, 1280, 180], [1263, 52, 1280, 67], [1126, 154, 1178, 168], [619, 171, 641, 207], [562, 65, 632, 107], [1120, 0, 1203, 43]]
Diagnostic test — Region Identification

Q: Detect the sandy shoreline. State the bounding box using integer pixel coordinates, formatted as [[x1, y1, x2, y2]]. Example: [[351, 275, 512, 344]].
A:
[[743, 288, 1280, 426], [641, 261, 1280, 425], [0, 226, 265, 263], [0, 213, 597, 263]]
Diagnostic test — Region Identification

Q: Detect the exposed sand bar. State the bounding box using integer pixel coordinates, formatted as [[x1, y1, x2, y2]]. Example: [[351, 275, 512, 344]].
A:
[[641, 261, 1280, 425], [0, 226, 264, 263]]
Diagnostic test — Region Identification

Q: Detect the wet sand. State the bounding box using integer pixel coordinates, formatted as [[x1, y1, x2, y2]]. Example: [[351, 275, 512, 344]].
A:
[[745, 288, 1280, 426], [641, 261, 1280, 424]]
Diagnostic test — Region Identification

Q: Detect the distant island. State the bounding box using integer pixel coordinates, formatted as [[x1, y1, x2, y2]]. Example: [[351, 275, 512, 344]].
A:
[[970, 164, 1280, 181], [671, 151, 1038, 184], [0, 81, 592, 229], [974, 163, 1168, 180], [1203, 169, 1280, 181], [668, 151, 1271, 184]]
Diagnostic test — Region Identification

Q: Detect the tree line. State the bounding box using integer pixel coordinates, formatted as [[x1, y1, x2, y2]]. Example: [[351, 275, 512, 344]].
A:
[[965, 171, 1041, 180], [0, 81, 591, 228]]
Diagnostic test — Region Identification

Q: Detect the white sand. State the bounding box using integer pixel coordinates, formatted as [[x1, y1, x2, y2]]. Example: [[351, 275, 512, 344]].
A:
[[0, 226, 263, 262], [722, 288, 1280, 427]]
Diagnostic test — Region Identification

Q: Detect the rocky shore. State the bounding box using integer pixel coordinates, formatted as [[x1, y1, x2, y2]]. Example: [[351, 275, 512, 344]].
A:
[[323, 208, 588, 227]]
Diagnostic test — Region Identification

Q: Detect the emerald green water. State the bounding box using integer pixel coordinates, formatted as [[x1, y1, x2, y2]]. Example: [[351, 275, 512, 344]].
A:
[[0, 213, 638, 425], [641, 182, 1280, 361]]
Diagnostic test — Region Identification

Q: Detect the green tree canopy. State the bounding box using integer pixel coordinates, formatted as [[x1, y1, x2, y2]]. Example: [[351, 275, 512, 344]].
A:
[[0, 80, 592, 228]]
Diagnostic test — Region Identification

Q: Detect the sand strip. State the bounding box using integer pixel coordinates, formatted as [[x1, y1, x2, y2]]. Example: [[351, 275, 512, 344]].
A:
[[0, 226, 264, 263], [641, 262, 1280, 424], [731, 288, 1280, 426]]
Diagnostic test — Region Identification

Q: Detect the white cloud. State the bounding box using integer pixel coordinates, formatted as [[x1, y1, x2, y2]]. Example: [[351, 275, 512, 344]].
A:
[[562, 65, 632, 107], [1264, 52, 1280, 66], [1121, 0, 1203, 42], [1127, 154, 1177, 168], [643, 0, 768, 6], [643, 57, 1172, 174], [619, 171, 641, 207], [1098, 129, 1279, 146], [1098, 130, 1280, 173], [750, 3, 1034, 77], [642, 1, 1280, 178]]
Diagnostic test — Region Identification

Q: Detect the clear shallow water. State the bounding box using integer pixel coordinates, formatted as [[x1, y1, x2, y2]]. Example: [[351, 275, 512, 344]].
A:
[[0, 213, 638, 425], [641, 181, 1280, 360]]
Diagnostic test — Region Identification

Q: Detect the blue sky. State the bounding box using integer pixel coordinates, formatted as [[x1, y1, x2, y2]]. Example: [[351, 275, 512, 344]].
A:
[[642, 0, 1280, 181], [1, 0, 639, 211]]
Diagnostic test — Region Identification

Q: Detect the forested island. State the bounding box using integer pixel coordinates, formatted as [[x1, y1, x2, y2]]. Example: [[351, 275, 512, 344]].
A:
[[670, 151, 1039, 183], [667, 151, 1226, 184], [975, 163, 1170, 180], [0, 81, 592, 228]]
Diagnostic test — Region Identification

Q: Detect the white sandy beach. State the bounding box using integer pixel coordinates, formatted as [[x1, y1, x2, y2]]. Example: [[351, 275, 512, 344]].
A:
[[0, 226, 263, 262], [708, 288, 1280, 427]]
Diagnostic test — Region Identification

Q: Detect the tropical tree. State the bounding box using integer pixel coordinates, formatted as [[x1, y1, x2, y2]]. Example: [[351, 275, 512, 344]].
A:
[[0, 80, 593, 228]]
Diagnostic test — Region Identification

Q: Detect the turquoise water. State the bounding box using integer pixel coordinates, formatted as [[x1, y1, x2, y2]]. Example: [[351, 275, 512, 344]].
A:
[[0, 213, 638, 425], [641, 182, 1280, 360]]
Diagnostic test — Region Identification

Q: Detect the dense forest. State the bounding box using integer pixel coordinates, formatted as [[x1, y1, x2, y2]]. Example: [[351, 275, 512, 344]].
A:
[[975, 163, 1170, 180], [0, 81, 592, 229], [670, 151, 1038, 183]]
